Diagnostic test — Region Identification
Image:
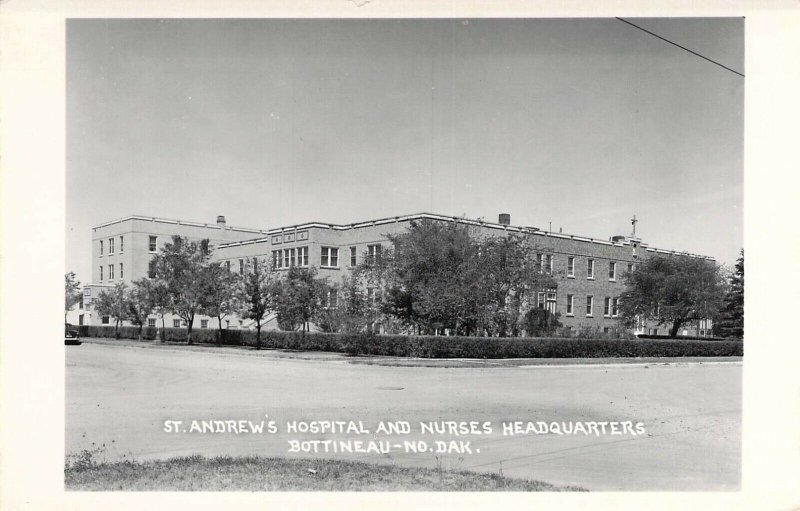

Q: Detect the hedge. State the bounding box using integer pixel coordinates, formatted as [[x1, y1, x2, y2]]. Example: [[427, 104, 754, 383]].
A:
[[635, 334, 734, 342], [83, 326, 743, 358]]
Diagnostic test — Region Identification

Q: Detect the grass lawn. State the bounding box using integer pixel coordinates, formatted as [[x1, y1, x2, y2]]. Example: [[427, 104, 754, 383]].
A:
[[65, 455, 585, 491]]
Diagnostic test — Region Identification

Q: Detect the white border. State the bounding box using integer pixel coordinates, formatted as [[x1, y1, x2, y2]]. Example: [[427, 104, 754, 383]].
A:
[[1, 3, 799, 511]]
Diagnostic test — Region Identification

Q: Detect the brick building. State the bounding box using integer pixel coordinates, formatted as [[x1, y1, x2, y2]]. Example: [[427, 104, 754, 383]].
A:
[[72, 212, 714, 337]]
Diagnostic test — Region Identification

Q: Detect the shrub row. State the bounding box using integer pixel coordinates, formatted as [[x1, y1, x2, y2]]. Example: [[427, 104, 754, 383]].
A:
[[635, 334, 734, 342], [84, 326, 743, 358]]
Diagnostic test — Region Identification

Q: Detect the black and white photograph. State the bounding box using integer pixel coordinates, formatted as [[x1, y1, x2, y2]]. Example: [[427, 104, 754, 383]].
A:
[[1, 2, 799, 508], [61, 17, 744, 492]]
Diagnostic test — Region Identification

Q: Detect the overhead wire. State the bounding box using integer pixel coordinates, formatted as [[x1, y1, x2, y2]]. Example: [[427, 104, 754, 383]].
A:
[[616, 17, 744, 78]]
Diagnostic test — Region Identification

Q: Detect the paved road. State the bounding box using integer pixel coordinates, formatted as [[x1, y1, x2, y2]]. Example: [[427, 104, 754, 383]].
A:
[[65, 343, 741, 490]]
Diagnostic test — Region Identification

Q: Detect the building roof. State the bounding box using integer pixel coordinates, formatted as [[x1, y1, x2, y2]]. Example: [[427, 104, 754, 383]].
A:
[[92, 215, 268, 235], [215, 212, 714, 260]]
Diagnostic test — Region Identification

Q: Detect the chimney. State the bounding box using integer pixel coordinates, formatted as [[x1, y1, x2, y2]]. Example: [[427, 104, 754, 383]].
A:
[[498, 213, 511, 226], [217, 215, 226, 228]]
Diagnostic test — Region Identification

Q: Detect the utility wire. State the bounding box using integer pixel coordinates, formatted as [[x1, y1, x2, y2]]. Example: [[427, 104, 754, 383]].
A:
[[616, 17, 744, 78]]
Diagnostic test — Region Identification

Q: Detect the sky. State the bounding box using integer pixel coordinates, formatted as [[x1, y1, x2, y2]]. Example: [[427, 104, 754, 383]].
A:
[[66, 18, 743, 284]]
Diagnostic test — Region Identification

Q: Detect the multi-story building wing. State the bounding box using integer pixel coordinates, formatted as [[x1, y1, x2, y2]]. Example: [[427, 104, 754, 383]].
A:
[[75, 212, 714, 336], [80, 215, 266, 326]]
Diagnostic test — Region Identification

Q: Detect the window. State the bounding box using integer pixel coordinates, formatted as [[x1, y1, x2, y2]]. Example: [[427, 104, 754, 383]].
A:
[[225, 261, 231, 272], [119, 236, 124, 252], [603, 327, 610, 334], [604, 297, 611, 317], [545, 291, 556, 313], [119, 263, 123, 279], [108, 238, 114, 254], [272, 250, 282, 269], [148, 260, 156, 278], [612, 298, 620, 317], [147, 318, 156, 328], [102, 316, 110, 325], [298, 246, 309, 267], [609, 261, 617, 281], [536, 290, 557, 312], [628, 263, 633, 274], [367, 244, 382, 264], [99, 266, 103, 281], [201, 319, 208, 329], [537, 253, 544, 273], [108, 264, 114, 280], [324, 289, 339, 308], [149, 236, 157, 252], [173, 319, 181, 328], [239, 259, 244, 274], [587, 259, 595, 279], [586, 296, 594, 316], [225, 320, 230, 328], [566, 295, 574, 316], [321, 247, 339, 267], [545, 254, 553, 274], [99, 240, 104, 255], [567, 257, 575, 277], [283, 248, 296, 267], [350, 246, 357, 267]]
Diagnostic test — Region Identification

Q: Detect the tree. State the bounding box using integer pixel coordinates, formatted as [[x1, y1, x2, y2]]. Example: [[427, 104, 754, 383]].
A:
[[94, 282, 129, 339], [150, 236, 213, 344], [145, 278, 171, 342], [359, 219, 555, 336], [127, 279, 154, 341], [522, 308, 562, 337], [314, 275, 370, 334], [274, 267, 325, 333], [471, 234, 556, 336], [618, 255, 727, 338], [716, 249, 744, 339], [364, 219, 477, 335], [200, 263, 239, 343], [236, 257, 276, 349], [65, 272, 82, 322]]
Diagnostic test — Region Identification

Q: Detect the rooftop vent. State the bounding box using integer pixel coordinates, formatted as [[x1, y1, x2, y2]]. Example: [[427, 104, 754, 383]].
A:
[[610, 235, 626, 243], [498, 213, 511, 226], [217, 215, 226, 227]]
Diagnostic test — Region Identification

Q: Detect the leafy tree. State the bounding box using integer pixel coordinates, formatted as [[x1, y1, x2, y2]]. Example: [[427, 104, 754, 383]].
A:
[[618, 255, 727, 338], [359, 219, 554, 336], [150, 236, 213, 344], [127, 279, 154, 340], [472, 234, 556, 336], [522, 308, 563, 337], [236, 257, 276, 349], [200, 263, 239, 343], [314, 274, 370, 334], [145, 278, 171, 342], [94, 282, 129, 339], [716, 249, 744, 339], [365, 219, 477, 335], [65, 272, 82, 321], [274, 267, 325, 333]]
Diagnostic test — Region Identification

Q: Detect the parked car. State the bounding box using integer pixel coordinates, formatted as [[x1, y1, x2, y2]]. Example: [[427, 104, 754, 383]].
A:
[[65, 323, 81, 345]]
